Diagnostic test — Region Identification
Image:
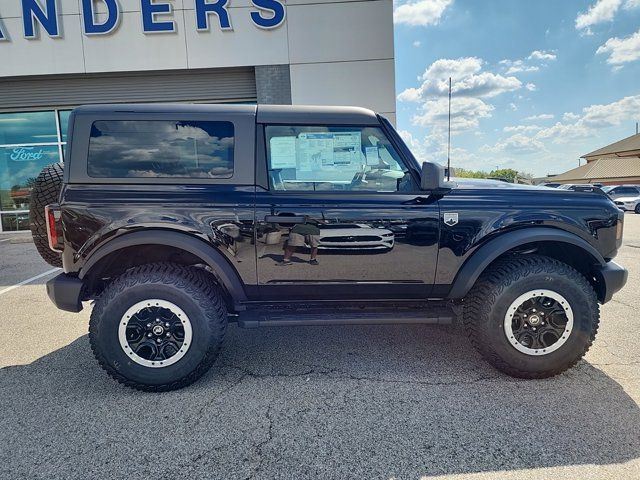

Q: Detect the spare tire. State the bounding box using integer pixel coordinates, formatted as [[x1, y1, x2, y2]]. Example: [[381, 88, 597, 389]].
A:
[[29, 163, 64, 268]]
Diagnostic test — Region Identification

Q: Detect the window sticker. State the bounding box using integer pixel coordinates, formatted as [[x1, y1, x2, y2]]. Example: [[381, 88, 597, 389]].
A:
[[295, 132, 362, 182], [269, 136, 297, 169], [365, 146, 379, 166]]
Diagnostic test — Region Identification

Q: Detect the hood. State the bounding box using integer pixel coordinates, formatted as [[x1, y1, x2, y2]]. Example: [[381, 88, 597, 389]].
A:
[[452, 178, 546, 190]]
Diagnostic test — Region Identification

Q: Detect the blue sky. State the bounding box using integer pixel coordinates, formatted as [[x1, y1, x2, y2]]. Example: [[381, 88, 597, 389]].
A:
[[393, 0, 640, 177]]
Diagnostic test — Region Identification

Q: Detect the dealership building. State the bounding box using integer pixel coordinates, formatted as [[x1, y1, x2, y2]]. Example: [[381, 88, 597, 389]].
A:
[[0, 0, 396, 232]]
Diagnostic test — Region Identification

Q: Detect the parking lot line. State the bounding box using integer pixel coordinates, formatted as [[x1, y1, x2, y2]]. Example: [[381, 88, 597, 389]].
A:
[[0, 268, 61, 296]]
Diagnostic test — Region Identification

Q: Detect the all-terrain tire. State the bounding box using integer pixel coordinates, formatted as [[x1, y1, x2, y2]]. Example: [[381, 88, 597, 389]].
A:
[[89, 263, 228, 392], [29, 163, 64, 267], [463, 255, 599, 378]]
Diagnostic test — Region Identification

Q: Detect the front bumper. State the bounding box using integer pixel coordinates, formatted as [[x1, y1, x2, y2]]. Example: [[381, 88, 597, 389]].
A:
[[46, 273, 84, 312], [615, 202, 637, 211], [593, 261, 628, 304]]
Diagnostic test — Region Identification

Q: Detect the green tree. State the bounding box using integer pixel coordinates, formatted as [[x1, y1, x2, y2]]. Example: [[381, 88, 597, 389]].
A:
[[452, 168, 488, 179], [489, 168, 520, 183]]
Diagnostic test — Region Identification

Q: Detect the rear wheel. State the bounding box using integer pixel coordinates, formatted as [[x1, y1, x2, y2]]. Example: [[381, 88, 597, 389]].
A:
[[29, 163, 64, 267], [463, 255, 599, 378], [89, 263, 227, 391], [634, 203, 640, 214]]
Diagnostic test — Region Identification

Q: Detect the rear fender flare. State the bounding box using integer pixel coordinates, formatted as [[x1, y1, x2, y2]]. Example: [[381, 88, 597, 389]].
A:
[[79, 230, 248, 302]]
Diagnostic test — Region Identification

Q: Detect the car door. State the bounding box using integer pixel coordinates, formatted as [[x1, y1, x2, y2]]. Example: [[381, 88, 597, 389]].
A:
[[254, 122, 440, 301], [610, 186, 639, 199]]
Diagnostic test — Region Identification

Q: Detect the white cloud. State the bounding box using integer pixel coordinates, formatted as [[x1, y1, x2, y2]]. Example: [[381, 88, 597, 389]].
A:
[[525, 83, 537, 91], [596, 29, 640, 66], [503, 125, 543, 133], [399, 129, 489, 170], [624, 0, 640, 8], [495, 95, 640, 153], [486, 133, 546, 155], [394, 0, 453, 26], [397, 88, 422, 103], [426, 94, 640, 175], [506, 62, 540, 74], [575, 0, 622, 31], [524, 113, 554, 121], [562, 112, 580, 121], [501, 50, 557, 75], [398, 57, 525, 139], [413, 40, 422, 47], [528, 50, 557, 61], [412, 97, 494, 132], [509, 103, 518, 111], [399, 57, 522, 101], [578, 94, 640, 128]]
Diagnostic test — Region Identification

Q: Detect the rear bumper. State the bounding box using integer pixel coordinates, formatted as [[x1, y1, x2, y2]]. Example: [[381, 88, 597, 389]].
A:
[[594, 261, 628, 304], [46, 273, 84, 312]]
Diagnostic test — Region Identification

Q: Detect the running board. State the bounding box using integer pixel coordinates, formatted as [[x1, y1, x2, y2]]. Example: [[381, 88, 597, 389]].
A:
[[235, 308, 455, 328]]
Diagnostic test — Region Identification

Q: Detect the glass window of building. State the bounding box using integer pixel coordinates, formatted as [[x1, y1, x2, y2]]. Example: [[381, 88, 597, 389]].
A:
[[0, 109, 69, 232]]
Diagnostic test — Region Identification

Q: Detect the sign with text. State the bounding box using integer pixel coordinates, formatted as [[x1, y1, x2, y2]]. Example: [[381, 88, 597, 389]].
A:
[[0, 0, 286, 41]]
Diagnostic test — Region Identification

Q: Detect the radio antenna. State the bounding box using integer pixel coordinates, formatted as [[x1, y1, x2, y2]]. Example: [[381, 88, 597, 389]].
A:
[[447, 77, 452, 181]]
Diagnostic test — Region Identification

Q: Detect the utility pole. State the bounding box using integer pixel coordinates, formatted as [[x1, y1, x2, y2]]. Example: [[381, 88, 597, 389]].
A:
[[447, 77, 452, 181]]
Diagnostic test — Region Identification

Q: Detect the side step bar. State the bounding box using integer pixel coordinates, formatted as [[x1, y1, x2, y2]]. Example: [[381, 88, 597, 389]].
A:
[[235, 308, 455, 328]]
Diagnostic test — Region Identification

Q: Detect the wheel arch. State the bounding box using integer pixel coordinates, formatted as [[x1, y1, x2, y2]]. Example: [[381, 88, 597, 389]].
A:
[[79, 230, 248, 306], [447, 227, 606, 301]]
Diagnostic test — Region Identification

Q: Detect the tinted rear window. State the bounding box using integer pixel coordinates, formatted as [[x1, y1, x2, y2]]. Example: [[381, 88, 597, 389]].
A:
[[87, 120, 234, 179]]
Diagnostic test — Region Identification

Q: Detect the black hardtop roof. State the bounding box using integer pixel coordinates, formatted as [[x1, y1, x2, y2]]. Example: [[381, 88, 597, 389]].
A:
[[72, 104, 380, 125]]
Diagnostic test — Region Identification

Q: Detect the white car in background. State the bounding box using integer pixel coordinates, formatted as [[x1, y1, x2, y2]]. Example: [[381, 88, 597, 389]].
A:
[[317, 224, 395, 251], [614, 196, 640, 214]]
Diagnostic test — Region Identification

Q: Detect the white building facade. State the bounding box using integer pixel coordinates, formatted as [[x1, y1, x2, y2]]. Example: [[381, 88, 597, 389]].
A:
[[0, 0, 395, 232]]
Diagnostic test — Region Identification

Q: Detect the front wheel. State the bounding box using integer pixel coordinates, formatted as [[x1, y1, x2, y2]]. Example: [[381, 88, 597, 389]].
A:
[[89, 263, 227, 391], [463, 255, 599, 378], [634, 203, 640, 214]]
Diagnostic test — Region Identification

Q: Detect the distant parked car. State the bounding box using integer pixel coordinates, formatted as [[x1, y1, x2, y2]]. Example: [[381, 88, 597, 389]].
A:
[[317, 224, 395, 251], [614, 196, 640, 214], [558, 184, 604, 194], [603, 185, 640, 200]]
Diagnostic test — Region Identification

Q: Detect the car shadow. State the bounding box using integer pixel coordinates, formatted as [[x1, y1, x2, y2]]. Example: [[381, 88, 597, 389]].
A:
[[1, 324, 639, 479]]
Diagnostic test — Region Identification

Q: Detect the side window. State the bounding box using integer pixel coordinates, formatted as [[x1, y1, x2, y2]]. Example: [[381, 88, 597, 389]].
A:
[[88, 120, 234, 179], [616, 187, 637, 195], [265, 125, 413, 192]]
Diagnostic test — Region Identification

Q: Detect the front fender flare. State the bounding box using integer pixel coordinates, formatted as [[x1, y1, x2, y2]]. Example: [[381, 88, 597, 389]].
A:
[[446, 227, 605, 300], [79, 230, 248, 303]]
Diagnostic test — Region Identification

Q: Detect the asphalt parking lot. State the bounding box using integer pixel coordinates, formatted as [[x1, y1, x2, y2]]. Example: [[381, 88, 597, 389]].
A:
[[1, 217, 639, 480]]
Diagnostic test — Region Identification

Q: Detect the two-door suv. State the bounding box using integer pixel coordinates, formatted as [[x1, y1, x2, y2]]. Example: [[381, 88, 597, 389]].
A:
[[35, 104, 628, 391]]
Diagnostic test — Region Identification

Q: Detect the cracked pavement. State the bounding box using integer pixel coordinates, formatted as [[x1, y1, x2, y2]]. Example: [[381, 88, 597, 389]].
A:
[[1, 216, 640, 479]]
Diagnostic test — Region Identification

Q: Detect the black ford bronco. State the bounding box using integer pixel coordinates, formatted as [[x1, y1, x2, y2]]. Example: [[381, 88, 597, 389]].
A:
[[32, 104, 628, 391]]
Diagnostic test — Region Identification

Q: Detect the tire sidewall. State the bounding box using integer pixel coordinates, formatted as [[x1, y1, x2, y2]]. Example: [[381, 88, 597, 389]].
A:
[[92, 282, 218, 387], [483, 272, 596, 372], [29, 163, 64, 267]]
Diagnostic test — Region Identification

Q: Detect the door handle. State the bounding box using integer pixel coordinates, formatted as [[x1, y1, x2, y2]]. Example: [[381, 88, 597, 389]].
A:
[[403, 196, 433, 205], [264, 215, 307, 224]]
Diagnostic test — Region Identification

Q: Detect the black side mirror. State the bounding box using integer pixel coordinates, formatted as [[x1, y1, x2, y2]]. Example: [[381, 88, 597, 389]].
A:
[[421, 162, 456, 192]]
